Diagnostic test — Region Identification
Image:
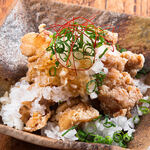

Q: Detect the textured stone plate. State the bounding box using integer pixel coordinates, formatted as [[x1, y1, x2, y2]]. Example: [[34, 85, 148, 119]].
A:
[[0, 0, 150, 149]]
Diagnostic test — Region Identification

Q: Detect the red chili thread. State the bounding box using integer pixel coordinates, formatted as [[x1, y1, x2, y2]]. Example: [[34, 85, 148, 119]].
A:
[[45, 16, 115, 71]]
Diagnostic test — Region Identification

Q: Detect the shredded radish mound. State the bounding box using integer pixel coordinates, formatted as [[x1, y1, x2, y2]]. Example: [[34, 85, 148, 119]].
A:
[[42, 122, 78, 141]]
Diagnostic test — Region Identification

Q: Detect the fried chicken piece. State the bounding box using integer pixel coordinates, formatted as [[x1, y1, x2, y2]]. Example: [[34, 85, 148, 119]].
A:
[[102, 50, 144, 76], [104, 31, 118, 44], [19, 101, 32, 123], [19, 95, 53, 132], [121, 51, 145, 77], [102, 50, 128, 72], [57, 100, 99, 131], [20, 31, 90, 99], [24, 111, 51, 132], [98, 68, 143, 116]]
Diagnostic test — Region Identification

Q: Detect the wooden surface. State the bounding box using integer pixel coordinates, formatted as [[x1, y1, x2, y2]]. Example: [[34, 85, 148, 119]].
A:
[[0, 0, 150, 150], [0, 0, 150, 25]]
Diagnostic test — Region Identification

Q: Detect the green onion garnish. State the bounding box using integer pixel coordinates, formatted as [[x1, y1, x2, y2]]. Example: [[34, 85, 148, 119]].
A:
[[105, 136, 113, 145], [133, 115, 140, 124], [92, 115, 102, 122], [85, 123, 97, 134], [139, 98, 150, 104], [93, 135, 106, 144], [49, 66, 57, 76], [119, 141, 127, 148], [139, 106, 150, 114], [55, 61, 60, 67], [62, 125, 77, 136], [103, 121, 116, 128], [76, 129, 87, 142], [86, 80, 97, 94], [123, 133, 131, 142], [120, 48, 127, 53], [113, 131, 123, 143], [99, 48, 108, 59], [103, 115, 116, 128]]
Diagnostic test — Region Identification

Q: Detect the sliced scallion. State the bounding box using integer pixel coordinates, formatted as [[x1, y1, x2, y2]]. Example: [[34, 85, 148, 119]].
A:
[[49, 66, 57, 76], [123, 133, 131, 142], [113, 131, 123, 143], [86, 80, 97, 94], [133, 115, 140, 124], [99, 48, 108, 59], [62, 125, 77, 136], [139, 106, 150, 114]]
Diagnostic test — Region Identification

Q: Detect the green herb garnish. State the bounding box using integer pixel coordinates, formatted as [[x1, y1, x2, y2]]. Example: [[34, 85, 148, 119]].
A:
[[49, 66, 57, 76], [120, 48, 127, 53], [139, 106, 150, 114], [139, 98, 150, 104], [86, 72, 106, 94], [99, 48, 108, 59], [62, 125, 77, 136], [133, 115, 140, 124], [113, 131, 123, 143], [92, 115, 102, 122], [123, 133, 131, 142]]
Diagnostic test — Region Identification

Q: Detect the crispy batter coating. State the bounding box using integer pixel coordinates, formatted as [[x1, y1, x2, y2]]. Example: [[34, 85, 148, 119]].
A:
[[121, 51, 145, 77], [56, 100, 99, 131], [24, 111, 51, 132], [98, 68, 143, 116], [19, 101, 32, 124], [19, 97, 53, 132], [20, 32, 90, 98]]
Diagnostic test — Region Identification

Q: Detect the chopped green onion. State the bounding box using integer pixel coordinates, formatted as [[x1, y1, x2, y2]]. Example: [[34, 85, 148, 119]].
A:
[[93, 72, 106, 87], [85, 123, 97, 134], [133, 115, 140, 124], [103, 115, 116, 128], [86, 80, 97, 94], [73, 51, 84, 60], [92, 115, 102, 121], [55, 61, 59, 67], [123, 133, 131, 142], [62, 125, 77, 136], [105, 136, 113, 145], [76, 129, 87, 142], [103, 121, 116, 128], [55, 41, 65, 53], [113, 131, 123, 143], [120, 48, 127, 53], [139, 98, 150, 104], [93, 135, 106, 144], [78, 33, 83, 48], [96, 42, 103, 48], [119, 141, 127, 148], [99, 48, 108, 59], [49, 66, 57, 76], [139, 106, 150, 114]]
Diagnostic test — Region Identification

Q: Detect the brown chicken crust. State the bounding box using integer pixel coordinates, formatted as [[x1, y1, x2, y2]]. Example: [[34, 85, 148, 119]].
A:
[[98, 68, 143, 116], [56, 100, 99, 131]]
